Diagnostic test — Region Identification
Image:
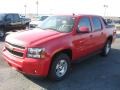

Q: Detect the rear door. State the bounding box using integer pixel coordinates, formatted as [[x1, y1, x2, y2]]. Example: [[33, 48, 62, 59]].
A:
[[90, 16, 106, 51], [13, 14, 22, 30], [73, 16, 95, 59]]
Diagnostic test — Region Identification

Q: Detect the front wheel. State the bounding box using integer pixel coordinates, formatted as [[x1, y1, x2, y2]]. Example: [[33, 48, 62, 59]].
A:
[[101, 40, 112, 56], [49, 53, 71, 81]]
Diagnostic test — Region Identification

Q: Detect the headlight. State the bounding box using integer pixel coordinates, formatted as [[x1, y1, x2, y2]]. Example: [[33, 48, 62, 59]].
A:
[[27, 48, 45, 58]]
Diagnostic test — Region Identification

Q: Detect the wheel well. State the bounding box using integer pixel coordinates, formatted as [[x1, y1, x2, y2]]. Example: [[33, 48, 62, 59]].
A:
[[48, 49, 72, 76], [25, 23, 30, 26], [52, 49, 72, 60]]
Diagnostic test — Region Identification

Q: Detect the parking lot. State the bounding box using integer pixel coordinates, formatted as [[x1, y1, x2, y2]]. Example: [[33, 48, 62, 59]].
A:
[[0, 33, 120, 90]]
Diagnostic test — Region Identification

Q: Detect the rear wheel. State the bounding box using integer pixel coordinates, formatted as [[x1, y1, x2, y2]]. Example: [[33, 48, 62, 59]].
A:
[[49, 53, 71, 81], [101, 40, 112, 56]]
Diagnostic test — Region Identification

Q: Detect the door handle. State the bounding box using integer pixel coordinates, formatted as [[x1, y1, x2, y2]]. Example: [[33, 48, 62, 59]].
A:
[[90, 35, 93, 38]]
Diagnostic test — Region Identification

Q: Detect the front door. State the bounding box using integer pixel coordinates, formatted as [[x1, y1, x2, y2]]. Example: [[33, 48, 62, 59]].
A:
[[13, 14, 22, 30], [73, 16, 95, 60]]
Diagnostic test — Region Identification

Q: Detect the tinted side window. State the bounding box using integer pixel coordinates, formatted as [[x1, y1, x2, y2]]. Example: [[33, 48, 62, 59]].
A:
[[78, 17, 91, 31], [13, 14, 19, 21], [5, 14, 13, 21], [92, 17, 102, 31]]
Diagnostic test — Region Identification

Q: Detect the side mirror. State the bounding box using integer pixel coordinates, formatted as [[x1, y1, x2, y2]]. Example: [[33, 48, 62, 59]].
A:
[[79, 26, 89, 33]]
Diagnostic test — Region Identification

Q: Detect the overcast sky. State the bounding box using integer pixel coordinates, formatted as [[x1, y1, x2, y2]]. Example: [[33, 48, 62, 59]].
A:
[[0, 0, 119, 17]]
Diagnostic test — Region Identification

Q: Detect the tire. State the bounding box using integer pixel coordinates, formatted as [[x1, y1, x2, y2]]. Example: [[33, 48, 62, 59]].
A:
[[25, 23, 30, 29], [49, 53, 71, 81], [101, 40, 112, 56], [0, 28, 5, 38]]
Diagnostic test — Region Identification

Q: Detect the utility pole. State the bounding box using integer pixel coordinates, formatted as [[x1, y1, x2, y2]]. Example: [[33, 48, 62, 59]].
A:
[[36, 0, 39, 16], [104, 4, 108, 17], [24, 4, 27, 16]]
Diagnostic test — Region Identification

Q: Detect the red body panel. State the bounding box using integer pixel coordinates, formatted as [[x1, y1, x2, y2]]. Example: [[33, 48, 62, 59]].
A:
[[3, 49, 51, 76], [2, 15, 116, 77]]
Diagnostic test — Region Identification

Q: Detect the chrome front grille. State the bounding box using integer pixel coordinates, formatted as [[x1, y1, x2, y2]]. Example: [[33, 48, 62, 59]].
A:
[[5, 42, 25, 57], [6, 42, 25, 49], [6, 47, 23, 57]]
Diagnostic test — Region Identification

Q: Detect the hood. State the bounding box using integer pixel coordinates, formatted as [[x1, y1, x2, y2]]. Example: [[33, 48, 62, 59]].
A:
[[6, 28, 62, 47]]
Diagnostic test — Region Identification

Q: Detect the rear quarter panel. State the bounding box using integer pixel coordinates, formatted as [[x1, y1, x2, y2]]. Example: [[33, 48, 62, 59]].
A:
[[103, 27, 116, 42], [100, 17, 116, 44]]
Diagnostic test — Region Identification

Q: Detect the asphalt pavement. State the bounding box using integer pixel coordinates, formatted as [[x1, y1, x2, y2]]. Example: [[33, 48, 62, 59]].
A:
[[0, 34, 120, 90]]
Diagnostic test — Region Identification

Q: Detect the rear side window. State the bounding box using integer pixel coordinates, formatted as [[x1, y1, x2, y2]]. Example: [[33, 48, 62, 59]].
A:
[[92, 17, 102, 31], [78, 17, 91, 31]]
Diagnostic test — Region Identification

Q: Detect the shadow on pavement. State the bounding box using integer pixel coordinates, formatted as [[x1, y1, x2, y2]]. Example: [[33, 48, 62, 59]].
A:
[[25, 48, 120, 90]]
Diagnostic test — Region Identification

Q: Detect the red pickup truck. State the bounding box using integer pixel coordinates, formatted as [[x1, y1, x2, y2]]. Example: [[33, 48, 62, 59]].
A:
[[2, 15, 116, 81]]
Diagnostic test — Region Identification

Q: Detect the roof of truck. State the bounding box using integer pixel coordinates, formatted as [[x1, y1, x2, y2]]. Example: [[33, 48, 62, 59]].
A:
[[51, 14, 101, 17]]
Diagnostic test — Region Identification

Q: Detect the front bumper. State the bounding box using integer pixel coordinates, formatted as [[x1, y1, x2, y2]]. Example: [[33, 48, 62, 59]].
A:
[[2, 49, 51, 77]]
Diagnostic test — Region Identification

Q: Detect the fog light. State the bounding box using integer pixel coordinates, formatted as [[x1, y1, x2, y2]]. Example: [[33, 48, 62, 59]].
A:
[[34, 70, 37, 74]]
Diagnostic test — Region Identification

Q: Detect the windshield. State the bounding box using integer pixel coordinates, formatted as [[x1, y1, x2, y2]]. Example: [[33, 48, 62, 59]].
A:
[[39, 16, 48, 21], [0, 14, 5, 21], [38, 16, 75, 33]]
